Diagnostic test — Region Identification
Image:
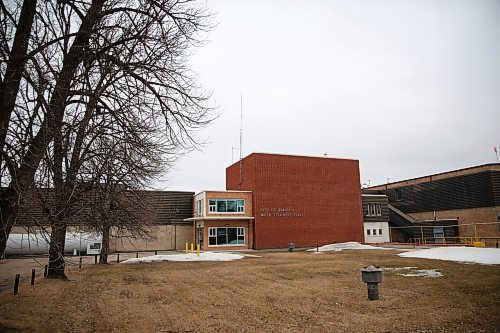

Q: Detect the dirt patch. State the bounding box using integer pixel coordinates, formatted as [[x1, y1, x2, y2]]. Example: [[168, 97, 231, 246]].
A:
[[0, 250, 499, 332]]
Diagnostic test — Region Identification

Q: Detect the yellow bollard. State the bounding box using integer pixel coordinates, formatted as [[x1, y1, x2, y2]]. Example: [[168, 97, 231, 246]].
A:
[[197, 243, 200, 257], [191, 243, 194, 254], [185, 242, 188, 254]]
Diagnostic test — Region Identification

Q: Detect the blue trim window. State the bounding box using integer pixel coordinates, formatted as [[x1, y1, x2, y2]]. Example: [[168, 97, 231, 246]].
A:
[[208, 227, 245, 246], [208, 199, 245, 213]]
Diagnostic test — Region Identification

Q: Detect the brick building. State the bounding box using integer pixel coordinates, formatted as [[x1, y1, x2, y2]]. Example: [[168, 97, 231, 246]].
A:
[[221, 153, 364, 249]]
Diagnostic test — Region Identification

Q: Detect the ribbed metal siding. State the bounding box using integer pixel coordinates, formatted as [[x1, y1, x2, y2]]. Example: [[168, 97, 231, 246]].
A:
[[492, 171, 500, 206], [146, 191, 194, 225], [361, 195, 389, 223], [13, 190, 194, 226], [383, 171, 498, 214]]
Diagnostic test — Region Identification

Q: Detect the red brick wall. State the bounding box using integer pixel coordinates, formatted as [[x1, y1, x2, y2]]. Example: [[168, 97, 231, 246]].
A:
[[226, 153, 364, 249]]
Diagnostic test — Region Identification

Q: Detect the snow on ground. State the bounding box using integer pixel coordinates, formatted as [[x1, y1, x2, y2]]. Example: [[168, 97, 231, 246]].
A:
[[307, 242, 393, 252], [398, 247, 500, 265], [400, 269, 443, 278], [384, 267, 442, 278], [122, 252, 244, 264]]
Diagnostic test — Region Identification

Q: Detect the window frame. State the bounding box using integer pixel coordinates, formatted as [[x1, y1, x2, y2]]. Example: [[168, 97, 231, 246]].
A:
[[366, 203, 382, 217], [208, 199, 245, 214], [208, 227, 246, 246]]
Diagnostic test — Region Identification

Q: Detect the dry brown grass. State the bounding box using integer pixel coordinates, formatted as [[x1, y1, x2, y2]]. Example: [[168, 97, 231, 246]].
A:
[[1, 250, 499, 333]]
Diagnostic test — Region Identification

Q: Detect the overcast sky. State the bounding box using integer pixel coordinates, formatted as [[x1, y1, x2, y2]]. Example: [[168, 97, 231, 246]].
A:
[[158, 0, 500, 192]]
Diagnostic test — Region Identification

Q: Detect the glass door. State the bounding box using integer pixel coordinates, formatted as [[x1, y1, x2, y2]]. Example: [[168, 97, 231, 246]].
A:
[[196, 227, 204, 248]]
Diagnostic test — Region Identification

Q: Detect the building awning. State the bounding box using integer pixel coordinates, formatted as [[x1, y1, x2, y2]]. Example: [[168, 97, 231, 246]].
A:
[[184, 216, 255, 222]]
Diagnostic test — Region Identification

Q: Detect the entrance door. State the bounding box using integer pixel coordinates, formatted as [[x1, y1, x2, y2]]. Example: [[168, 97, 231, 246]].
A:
[[433, 226, 444, 244], [196, 227, 204, 248]]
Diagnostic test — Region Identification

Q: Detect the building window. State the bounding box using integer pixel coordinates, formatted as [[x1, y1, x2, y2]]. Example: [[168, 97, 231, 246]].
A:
[[208, 227, 245, 246], [372, 229, 377, 235], [395, 189, 403, 201], [209, 200, 216, 212], [208, 199, 245, 213], [365, 203, 382, 217], [196, 199, 204, 217], [237, 200, 245, 212], [379, 229, 382, 235], [367, 229, 371, 236]]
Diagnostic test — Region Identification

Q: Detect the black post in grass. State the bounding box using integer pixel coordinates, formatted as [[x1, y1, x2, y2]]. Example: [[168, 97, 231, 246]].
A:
[[44, 265, 48, 278], [316, 244, 319, 252], [14, 274, 20, 295], [94, 255, 97, 264], [79, 257, 82, 269], [31, 269, 35, 285], [117, 254, 120, 263], [136, 252, 138, 258]]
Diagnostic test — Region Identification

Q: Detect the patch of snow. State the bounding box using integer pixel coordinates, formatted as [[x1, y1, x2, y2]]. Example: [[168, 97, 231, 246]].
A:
[[242, 253, 262, 258], [122, 252, 244, 264], [400, 269, 442, 278], [307, 242, 393, 252], [398, 247, 500, 265], [384, 266, 442, 277]]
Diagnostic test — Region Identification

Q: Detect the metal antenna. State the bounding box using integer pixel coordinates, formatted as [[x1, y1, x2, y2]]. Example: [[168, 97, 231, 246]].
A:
[[239, 95, 243, 184]]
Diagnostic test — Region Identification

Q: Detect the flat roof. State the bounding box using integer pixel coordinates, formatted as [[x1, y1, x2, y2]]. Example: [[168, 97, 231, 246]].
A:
[[226, 152, 359, 169], [193, 190, 252, 196], [368, 163, 500, 190]]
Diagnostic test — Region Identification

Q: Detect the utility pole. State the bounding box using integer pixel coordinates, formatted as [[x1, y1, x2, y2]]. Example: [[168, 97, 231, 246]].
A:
[[239, 95, 243, 184]]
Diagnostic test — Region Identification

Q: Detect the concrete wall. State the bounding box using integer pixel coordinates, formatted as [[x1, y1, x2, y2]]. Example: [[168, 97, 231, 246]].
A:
[[11, 225, 193, 252], [363, 222, 390, 243], [110, 225, 192, 252]]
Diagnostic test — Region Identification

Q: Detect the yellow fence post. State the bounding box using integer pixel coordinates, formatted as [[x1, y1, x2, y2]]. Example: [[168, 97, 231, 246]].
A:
[[191, 243, 194, 254], [197, 243, 200, 257], [185, 242, 188, 254]]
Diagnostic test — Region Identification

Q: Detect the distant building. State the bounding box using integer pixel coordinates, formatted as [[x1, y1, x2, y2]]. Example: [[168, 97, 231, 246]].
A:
[[361, 194, 390, 243], [7, 190, 194, 254], [368, 163, 500, 246]]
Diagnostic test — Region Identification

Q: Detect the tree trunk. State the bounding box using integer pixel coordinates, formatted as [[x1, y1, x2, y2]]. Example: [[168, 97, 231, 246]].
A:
[[0, 0, 106, 256], [0, 189, 18, 258], [99, 225, 110, 264], [0, 0, 38, 257], [0, 0, 37, 151], [47, 221, 67, 279]]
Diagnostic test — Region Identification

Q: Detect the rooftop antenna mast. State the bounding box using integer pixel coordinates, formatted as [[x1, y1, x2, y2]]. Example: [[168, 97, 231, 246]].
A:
[[239, 95, 243, 184]]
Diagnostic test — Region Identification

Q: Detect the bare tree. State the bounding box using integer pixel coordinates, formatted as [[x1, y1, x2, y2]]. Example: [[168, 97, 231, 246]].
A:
[[0, 0, 107, 261], [1, 0, 214, 279]]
